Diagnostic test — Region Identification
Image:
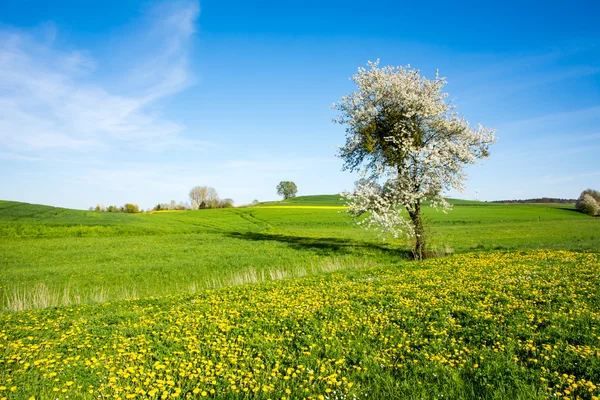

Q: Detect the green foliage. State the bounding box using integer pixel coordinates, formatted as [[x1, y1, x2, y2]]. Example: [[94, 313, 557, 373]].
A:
[[219, 198, 235, 208], [123, 203, 139, 213], [92, 203, 140, 213], [276, 181, 298, 199]]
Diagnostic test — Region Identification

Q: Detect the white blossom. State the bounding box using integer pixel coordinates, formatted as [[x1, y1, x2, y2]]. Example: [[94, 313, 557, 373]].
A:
[[333, 61, 496, 253], [576, 192, 600, 216]]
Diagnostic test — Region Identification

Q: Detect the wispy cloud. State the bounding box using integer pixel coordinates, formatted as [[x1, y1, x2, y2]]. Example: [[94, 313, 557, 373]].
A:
[[0, 152, 41, 161], [454, 46, 600, 104], [0, 1, 202, 155], [495, 104, 600, 152], [543, 171, 600, 185], [220, 157, 339, 172], [501, 105, 600, 131]]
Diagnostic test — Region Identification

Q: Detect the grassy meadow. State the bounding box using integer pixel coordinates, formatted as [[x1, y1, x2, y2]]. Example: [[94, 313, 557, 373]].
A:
[[1, 195, 599, 399], [0, 196, 597, 312]]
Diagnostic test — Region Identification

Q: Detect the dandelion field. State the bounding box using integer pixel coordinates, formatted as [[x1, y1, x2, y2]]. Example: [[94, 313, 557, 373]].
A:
[[1, 196, 600, 399], [1, 251, 600, 399]]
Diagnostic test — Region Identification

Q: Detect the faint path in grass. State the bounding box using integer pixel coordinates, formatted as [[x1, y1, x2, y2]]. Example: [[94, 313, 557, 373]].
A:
[[232, 209, 273, 231]]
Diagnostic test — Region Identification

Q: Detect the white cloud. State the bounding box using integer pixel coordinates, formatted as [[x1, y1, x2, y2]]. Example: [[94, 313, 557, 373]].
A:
[[501, 105, 600, 132], [542, 171, 600, 185], [0, 1, 203, 155], [0, 152, 41, 161], [454, 47, 600, 105], [220, 157, 338, 172]]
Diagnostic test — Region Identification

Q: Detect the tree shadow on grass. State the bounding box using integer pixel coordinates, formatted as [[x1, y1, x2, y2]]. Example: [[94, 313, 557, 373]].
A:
[[226, 231, 412, 260], [557, 207, 583, 214]]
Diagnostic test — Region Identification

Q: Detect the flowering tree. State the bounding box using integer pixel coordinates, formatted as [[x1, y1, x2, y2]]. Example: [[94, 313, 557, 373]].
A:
[[334, 61, 496, 259], [576, 189, 600, 216]]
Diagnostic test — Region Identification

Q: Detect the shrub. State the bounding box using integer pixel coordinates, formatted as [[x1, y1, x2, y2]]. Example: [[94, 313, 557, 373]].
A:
[[123, 203, 140, 213], [219, 198, 235, 208], [576, 189, 600, 216]]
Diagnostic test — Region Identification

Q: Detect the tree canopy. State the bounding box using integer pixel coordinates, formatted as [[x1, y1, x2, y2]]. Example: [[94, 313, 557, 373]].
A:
[[334, 61, 496, 259], [189, 186, 219, 209], [276, 181, 298, 200], [576, 189, 600, 216]]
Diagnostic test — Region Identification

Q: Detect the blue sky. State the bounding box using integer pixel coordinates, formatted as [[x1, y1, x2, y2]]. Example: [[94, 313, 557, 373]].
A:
[[0, 0, 599, 209]]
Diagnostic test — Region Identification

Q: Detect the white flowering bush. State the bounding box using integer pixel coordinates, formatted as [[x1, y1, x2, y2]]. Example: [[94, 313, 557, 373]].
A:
[[334, 61, 496, 259], [576, 190, 600, 216]]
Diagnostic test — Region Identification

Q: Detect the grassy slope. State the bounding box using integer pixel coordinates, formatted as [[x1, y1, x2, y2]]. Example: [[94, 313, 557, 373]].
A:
[[255, 195, 491, 207], [0, 198, 598, 311], [253, 194, 346, 207], [1, 197, 600, 398]]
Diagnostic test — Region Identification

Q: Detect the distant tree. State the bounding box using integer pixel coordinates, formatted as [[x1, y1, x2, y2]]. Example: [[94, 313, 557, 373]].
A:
[[123, 203, 139, 213], [219, 198, 235, 208], [491, 198, 576, 204], [208, 198, 219, 209], [107, 205, 116, 212], [333, 61, 496, 259], [252, 199, 259, 205], [189, 186, 219, 209], [576, 189, 600, 216], [276, 181, 298, 200], [189, 186, 205, 209], [169, 200, 178, 210]]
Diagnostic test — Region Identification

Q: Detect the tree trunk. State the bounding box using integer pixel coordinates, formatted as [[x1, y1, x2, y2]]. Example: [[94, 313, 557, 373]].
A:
[[408, 202, 425, 260]]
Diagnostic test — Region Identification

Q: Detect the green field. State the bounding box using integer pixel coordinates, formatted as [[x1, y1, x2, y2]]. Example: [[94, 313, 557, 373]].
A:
[[1, 196, 599, 399], [0, 197, 597, 312], [253, 195, 348, 207]]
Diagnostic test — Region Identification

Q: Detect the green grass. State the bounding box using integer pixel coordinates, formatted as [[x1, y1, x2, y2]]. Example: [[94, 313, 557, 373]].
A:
[[0, 198, 598, 312], [1, 196, 600, 398], [1, 250, 599, 399], [255, 195, 494, 207], [253, 194, 346, 207]]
